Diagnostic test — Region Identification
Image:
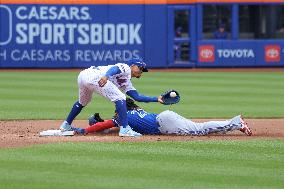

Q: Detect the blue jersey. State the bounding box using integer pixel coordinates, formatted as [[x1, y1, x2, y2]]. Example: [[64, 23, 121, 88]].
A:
[[127, 109, 161, 135]]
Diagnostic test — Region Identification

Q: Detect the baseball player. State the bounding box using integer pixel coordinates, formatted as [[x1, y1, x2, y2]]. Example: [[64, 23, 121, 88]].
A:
[[60, 58, 163, 137], [73, 98, 252, 136]]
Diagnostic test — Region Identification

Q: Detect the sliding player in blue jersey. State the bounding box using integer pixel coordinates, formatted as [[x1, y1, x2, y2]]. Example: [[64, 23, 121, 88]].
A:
[[73, 98, 252, 136]]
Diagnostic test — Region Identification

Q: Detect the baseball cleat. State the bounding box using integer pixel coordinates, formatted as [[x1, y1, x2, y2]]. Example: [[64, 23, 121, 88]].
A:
[[60, 121, 73, 131], [119, 125, 142, 137], [239, 116, 252, 136], [72, 127, 86, 135]]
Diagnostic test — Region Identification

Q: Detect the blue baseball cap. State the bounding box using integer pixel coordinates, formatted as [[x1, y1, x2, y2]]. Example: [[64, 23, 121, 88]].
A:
[[127, 58, 148, 72]]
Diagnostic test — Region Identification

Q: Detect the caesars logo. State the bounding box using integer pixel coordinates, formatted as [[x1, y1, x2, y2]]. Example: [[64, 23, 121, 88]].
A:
[[0, 5, 12, 45], [265, 45, 280, 62], [199, 45, 215, 62]]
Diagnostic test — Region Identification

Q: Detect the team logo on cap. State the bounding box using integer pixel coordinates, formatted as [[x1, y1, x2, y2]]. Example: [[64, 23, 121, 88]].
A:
[[128, 58, 148, 72], [138, 61, 146, 68]]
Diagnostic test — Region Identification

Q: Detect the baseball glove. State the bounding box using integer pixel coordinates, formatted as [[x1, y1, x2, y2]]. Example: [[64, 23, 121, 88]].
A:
[[161, 90, 180, 105], [88, 113, 104, 126]]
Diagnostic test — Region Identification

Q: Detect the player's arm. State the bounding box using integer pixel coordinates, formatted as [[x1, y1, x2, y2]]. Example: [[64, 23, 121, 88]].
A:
[[86, 113, 121, 133], [126, 90, 162, 102], [98, 66, 122, 87], [85, 119, 118, 133]]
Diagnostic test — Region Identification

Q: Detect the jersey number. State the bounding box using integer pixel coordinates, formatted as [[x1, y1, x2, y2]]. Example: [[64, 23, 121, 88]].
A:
[[137, 111, 147, 118]]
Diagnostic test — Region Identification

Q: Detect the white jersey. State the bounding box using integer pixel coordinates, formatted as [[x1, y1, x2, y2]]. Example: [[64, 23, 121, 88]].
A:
[[77, 63, 135, 105], [95, 63, 136, 93]]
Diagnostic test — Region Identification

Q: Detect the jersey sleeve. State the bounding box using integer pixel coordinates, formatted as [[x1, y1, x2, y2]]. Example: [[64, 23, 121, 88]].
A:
[[126, 90, 158, 102], [115, 63, 130, 74], [104, 66, 122, 77], [114, 63, 135, 93]]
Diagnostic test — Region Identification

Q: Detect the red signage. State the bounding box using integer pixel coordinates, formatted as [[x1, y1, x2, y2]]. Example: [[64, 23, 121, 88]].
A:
[[265, 45, 280, 62], [199, 45, 215, 62]]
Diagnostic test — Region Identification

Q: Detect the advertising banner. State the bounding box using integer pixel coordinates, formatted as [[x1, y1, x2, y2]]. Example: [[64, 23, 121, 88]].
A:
[[0, 5, 144, 68], [197, 41, 284, 67]]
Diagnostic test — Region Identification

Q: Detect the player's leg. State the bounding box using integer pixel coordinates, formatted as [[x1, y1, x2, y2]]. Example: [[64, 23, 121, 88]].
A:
[[157, 110, 195, 135], [196, 116, 241, 135], [93, 82, 142, 137], [157, 111, 251, 136], [194, 115, 252, 135], [60, 71, 92, 131]]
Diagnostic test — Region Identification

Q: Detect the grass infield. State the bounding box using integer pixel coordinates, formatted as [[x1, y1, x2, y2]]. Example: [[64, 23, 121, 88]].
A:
[[0, 71, 284, 120], [0, 140, 283, 189]]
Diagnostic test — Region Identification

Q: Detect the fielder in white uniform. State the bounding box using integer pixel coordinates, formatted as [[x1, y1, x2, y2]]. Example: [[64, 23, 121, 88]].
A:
[[60, 58, 163, 137], [73, 98, 252, 136]]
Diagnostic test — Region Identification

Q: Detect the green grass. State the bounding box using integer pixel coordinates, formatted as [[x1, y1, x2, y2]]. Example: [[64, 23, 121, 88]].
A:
[[0, 71, 284, 189], [0, 140, 283, 189], [0, 71, 284, 119]]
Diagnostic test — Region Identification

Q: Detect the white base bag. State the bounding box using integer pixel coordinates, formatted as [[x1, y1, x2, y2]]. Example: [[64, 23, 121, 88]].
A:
[[39, 130, 74, 137]]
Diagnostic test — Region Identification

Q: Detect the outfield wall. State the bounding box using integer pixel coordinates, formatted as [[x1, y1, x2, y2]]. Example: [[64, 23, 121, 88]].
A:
[[0, 0, 284, 68]]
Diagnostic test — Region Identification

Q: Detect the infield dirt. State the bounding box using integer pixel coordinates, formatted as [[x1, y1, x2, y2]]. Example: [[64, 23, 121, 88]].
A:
[[0, 119, 283, 148]]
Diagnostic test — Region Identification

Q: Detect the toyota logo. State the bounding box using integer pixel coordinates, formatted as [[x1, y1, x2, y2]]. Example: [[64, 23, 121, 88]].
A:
[[200, 49, 213, 58], [266, 48, 279, 58]]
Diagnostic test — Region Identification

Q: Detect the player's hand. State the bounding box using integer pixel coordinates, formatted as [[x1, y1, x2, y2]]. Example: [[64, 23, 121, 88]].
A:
[[158, 96, 164, 104], [98, 76, 108, 87]]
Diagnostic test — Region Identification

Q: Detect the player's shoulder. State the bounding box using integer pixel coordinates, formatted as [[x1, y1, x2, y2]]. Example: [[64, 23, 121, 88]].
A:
[[115, 63, 131, 74], [115, 62, 129, 68]]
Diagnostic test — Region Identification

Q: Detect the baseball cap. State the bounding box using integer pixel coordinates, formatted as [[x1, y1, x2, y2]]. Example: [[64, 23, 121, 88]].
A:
[[127, 58, 148, 72]]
